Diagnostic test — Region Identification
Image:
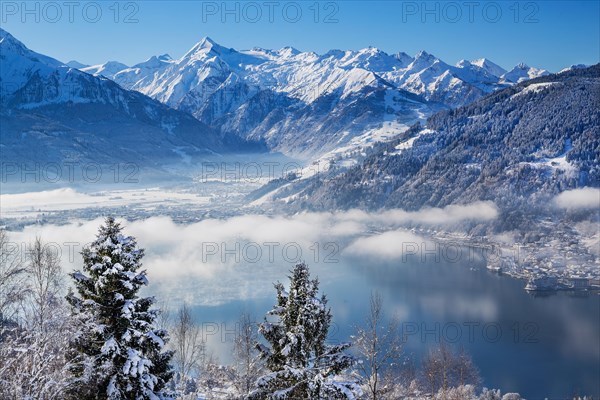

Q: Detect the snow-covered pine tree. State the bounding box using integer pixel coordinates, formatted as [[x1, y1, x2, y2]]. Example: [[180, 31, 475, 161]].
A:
[[251, 263, 360, 399], [67, 217, 173, 400]]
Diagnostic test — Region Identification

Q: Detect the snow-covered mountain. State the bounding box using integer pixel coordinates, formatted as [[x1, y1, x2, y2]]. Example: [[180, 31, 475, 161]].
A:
[[83, 39, 432, 156], [81, 61, 129, 79], [85, 38, 528, 109], [457, 58, 507, 78], [559, 63, 589, 73], [65, 60, 89, 69], [0, 28, 254, 170], [3, 29, 553, 161], [500, 63, 550, 83], [75, 36, 552, 157], [281, 65, 599, 212]]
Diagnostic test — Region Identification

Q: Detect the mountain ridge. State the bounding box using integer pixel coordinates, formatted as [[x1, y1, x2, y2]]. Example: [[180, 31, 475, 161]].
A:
[[281, 64, 599, 212], [0, 28, 260, 172], [76, 36, 553, 156]]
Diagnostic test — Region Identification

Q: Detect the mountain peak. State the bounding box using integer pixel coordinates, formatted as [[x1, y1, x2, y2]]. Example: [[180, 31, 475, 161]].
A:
[[469, 58, 507, 77], [81, 61, 129, 78], [395, 51, 411, 58], [132, 55, 172, 69], [0, 27, 28, 53], [472, 57, 490, 64], [105, 60, 128, 67], [0, 27, 63, 71], [559, 64, 589, 73], [183, 36, 232, 59], [321, 49, 346, 59], [394, 52, 414, 67], [502, 63, 549, 83], [198, 36, 217, 48], [414, 50, 440, 65], [277, 46, 300, 57], [358, 46, 383, 53], [66, 60, 89, 69], [0, 27, 16, 42], [409, 50, 441, 69]]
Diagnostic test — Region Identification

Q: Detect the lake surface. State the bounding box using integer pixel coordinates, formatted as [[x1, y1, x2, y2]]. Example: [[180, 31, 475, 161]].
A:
[[11, 216, 599, 398], [158, 252, 600, 398]]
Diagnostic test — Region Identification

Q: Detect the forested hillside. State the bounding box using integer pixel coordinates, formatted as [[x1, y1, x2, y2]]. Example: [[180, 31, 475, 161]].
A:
[[295, 65, 599, 213]]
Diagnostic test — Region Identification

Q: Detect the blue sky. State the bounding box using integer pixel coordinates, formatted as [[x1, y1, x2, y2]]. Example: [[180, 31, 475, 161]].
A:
[[2, 1, 598, 71]]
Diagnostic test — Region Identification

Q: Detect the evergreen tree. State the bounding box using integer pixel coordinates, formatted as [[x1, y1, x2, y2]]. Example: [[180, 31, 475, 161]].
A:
[[67, 217, 173, 400], [251, 263, 360, 399]]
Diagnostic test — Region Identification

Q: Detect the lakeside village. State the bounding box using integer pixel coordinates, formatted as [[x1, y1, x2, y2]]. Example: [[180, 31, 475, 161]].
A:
[[430, 227, 600, 293]]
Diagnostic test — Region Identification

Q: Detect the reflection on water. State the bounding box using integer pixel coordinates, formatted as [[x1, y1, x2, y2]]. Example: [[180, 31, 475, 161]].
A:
[[12, 218, 597, 397], [156, 253, 600, 398]]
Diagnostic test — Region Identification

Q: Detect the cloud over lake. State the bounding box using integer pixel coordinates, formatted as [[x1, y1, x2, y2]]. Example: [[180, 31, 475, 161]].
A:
[[5, 198, 499, 305]]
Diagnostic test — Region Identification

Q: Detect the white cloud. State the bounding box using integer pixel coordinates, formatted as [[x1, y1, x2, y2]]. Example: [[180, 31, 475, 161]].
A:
[[375, 201, 499, 225], [4, 198, 500, 305], [0, 188, 210, 218], [554, 187, 600, 210], [1, 188, 96, 209], [345, 230, 430, 260]]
